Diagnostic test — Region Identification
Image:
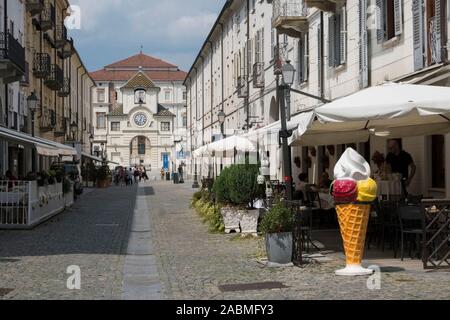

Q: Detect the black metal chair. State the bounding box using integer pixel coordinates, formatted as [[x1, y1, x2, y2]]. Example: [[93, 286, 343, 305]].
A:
[[398, 205, 424, 261], [379, 200, 400, 256]]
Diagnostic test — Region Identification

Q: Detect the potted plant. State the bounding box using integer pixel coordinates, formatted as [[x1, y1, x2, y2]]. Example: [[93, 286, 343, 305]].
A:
[[260, 203, 295, 264], [213, 164, 264, 235], [37, 171, 49, 187], [96, 165, 111, 188], [47, 170, 57, 185]]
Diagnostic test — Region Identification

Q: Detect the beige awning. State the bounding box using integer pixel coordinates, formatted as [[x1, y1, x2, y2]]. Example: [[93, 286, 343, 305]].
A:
[[0, 126, 77, 157]]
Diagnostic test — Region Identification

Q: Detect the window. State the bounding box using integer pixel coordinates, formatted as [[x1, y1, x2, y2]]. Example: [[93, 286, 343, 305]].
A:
[[111, 122, 120, 132], [182, 91, 187, 101], [96, 112, 106, 129], [182, 114, 187, 128], [161, 122, 171, 132], [255, 28, 264, 63], [138, 137, 146, 155], [97, 89, 105, 102], [135, 89, 146, 104], [328, 6, 347, 68], [165, 90, 171, 101], [377, 0, 403, 44], [431, 135, 445, 189], [298, 32, 309, 83]]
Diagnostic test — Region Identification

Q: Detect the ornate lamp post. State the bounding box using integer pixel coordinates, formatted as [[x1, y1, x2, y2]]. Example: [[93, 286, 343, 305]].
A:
[[89, 134, 94, 155], [279, 60, 296, 201], [192, 128, 200, 189], [27, 92, 39, 137], [218, 111, 226, 137], [27, 92, 39, 172]]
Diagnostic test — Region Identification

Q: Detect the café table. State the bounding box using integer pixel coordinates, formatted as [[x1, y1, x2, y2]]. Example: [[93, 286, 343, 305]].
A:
[[377, 180, 402, 200]]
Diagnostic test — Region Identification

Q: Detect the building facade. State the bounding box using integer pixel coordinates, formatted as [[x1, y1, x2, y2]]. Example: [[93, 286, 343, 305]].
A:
[[90, 53, 188, 173], [186, 0, 450, 199], [0, 0, 94, 178]]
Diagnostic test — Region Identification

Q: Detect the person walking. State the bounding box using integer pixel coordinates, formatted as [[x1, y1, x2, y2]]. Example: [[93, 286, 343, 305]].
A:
[[134, 166, 140, 184], [161, 168, 165, 181], [127, 168, 134, 186]]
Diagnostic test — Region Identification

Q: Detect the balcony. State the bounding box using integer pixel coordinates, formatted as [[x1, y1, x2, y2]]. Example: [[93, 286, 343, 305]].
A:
[[55, 24, 67, 49], [44, 64, 64, 90], [33, 52, 51, 78], [0, 32, 26, 84], [253, 62, 265, 88], [236, 76, 248, 98], [304, 0, 343, 12], [39, 107, 56, 132], [58, 77, 70, 97], [59, 38, 74, 59], [25, 0, 45, 16], [40, 2, 56, 32], [272, 0, 309, 38], [53, 117, 66, 137]]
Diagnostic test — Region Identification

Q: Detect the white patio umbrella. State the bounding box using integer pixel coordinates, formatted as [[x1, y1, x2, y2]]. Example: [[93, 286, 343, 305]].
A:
[[208, 135, 257, 154], [290, 83, 450, 146]]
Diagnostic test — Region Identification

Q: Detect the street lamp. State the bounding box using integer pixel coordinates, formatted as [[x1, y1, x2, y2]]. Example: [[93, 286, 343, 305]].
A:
[[70, 121, 78, 148], [89, 134, 94, 155], [27, 92, 39, 137], [279, 60, 296, 201]]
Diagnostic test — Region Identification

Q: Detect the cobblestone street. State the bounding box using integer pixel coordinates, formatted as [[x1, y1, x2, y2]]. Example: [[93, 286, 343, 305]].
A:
[[0, 180, 449, 300]]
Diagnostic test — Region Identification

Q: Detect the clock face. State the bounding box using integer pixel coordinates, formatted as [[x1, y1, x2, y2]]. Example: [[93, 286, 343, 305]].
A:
[[134, 113, 148, 127]]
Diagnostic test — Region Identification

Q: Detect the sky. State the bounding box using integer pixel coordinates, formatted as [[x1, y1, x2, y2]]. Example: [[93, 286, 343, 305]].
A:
[[68, 0, 225, 73]]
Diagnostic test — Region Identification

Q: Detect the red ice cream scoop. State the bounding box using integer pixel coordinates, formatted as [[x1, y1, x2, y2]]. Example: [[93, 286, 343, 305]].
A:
[[331, 179, 358, 204]]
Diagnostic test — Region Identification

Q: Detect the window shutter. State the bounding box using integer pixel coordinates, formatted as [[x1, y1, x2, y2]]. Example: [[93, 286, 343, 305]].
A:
[[434, 0, 442, 63], [328, 15, 335, 67], [394, 0, 403, 36], [359, 0, 369, 88], [261, 28, 265, 63], [247, 38, 253, 76], [318, 25, 322, 96], [340, 6, 347, 65], [304, 32, 309, 82], [255, 31, 260, 63], [412, 0, 424, 71], [376, 0, 385, 43]]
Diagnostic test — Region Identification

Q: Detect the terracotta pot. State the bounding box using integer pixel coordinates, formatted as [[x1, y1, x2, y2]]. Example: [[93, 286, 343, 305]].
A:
[[97, 179, 110, 189]]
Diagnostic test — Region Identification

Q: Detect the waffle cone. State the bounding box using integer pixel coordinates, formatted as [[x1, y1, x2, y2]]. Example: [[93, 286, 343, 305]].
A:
[[336, 204, 370, 265]]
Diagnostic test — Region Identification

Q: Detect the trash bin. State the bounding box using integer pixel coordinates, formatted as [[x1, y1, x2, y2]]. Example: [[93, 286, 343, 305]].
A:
[[173, 173, 179, 184], [166, 172, 170, 181]]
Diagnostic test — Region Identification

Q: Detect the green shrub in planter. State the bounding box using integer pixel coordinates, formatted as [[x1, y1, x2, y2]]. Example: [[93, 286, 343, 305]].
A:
[[213, 164, 264, 208], [260, 203, 295, 235]]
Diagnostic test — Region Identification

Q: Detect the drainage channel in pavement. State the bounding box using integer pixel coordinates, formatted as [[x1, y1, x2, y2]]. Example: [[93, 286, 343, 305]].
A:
[[218, 282, 289, 293]]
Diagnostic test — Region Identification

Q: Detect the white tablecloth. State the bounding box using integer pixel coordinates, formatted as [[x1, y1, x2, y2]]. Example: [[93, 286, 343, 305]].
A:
[[377, 180, 402, 198]]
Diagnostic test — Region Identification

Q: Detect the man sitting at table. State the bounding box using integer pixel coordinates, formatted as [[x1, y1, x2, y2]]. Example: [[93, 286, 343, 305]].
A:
[[386, 139, 416, 195]]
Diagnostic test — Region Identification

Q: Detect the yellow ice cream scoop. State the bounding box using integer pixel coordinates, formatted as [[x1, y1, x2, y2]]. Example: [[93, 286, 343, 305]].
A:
[[357, 178, 378, 202]]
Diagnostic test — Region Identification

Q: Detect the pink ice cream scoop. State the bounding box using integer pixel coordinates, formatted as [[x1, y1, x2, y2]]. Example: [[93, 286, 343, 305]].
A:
[[331, 179, 358, 204]]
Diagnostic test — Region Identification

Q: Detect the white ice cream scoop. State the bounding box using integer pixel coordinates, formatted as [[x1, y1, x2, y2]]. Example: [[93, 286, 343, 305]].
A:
[[334, 148, 371, 181]]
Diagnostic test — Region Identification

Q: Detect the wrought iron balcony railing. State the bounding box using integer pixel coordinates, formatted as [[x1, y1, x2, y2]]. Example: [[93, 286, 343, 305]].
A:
[[253, 62, 265, 88], [25, 0, 45, 16], [272, 0, 309, 37], [0, 32, 26, 74], [55, 24, 67, 49], [58, 77, 70, 97], [40, 1, 56, 32], [44, 64, 64, 90], [33, 52, 51, 78]]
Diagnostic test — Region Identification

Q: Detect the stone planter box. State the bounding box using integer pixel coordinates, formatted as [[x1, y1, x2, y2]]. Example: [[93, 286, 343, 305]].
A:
[[265, 232, 293, 264], [240, 209, 260, 235], [220, 207, 242, 234]]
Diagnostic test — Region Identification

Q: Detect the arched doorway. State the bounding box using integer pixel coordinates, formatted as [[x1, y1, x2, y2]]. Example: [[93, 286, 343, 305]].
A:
[[269, 97, 279, 122], [130, 136, 151, 167]]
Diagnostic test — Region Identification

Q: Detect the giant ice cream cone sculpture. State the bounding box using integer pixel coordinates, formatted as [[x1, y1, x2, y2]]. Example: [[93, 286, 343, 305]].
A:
[[332, 148, 378, 276]]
